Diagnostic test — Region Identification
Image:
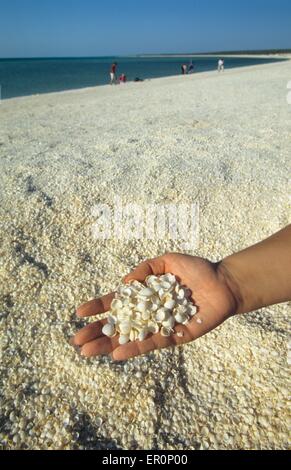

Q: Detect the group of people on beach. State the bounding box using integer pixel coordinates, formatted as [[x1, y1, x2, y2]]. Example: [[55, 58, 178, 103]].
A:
[[110, 62, 144, 85], [109, 58, 225, 85], [182, 58, 224, 74], [110, 62, 126, 84], [181, 61, 195, 74]]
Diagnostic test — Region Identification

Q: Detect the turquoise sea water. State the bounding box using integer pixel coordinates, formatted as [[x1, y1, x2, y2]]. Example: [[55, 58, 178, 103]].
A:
[[0, 56, 283, 100]]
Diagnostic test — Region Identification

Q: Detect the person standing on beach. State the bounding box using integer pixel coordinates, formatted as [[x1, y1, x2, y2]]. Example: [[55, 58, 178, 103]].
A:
[[110, 62, 117, 84], [188, 61, 194, 73], [218, 58, 224, 72], [181, 64, 187, 75]]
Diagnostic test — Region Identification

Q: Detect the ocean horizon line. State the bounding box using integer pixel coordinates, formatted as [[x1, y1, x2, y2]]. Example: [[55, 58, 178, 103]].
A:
[[0, 47, 291, 61]]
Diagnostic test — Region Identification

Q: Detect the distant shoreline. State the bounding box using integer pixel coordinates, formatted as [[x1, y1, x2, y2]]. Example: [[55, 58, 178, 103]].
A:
[[137, 48, 291, 56], [136, 53, 291, 59], [1, 48, 291, 61]]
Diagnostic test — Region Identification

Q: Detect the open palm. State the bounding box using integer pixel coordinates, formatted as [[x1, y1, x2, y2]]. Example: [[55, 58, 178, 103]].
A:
[[72, 253, 237, 360]]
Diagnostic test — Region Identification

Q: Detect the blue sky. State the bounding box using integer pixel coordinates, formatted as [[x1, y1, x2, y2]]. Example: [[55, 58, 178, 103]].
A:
[[0, 0, 290, 57]]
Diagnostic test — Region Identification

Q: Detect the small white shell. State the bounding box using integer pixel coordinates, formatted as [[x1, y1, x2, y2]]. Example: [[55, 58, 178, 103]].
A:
[[162, 316, 175, 329], [142, 311, 151, 321], [145, 275, 157, 285], [160, 326, 171, 337], [129, 329, 137, 342], [157, 288, 166, 299], [164, 299, 176, 310], [155, 308, 167, 322], [139, 287, 154, 297], [128, 280, 144, 289], [175, 304, 187, 314], [151, 303, 159, 312], [119, 334, 130, 345], [177, 289, 185, 299], [138, 329, 149, 341], [122, 306, 133, 314], [118, 310, 130, 322], [102, 323, 116, 337], [196, 317, 203, 324], [151, 282, 162, 293], [119, 287, 132, 297], [161, 281, 171, 290], [188, 304, 198, 316], [111, 299, 123, 310], [135, 301, 147, 313], [174, 312, 188, 324], [161, 273, 176, 284], [132, 319, 144, 330], [119, 321, 131, 335], [107, 315, 117, 325], [148, 322, 159, 334], [133, 312, 142, 321], [150, 295, 161, 308]]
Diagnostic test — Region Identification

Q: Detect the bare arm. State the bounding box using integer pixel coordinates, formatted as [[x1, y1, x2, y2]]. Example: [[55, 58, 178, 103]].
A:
[[218, 224, 291, 314], [72, 225, 291, 360]]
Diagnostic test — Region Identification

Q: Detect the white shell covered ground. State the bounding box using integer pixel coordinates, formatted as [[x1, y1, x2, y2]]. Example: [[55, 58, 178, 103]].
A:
[[0, 58, 290, 449]]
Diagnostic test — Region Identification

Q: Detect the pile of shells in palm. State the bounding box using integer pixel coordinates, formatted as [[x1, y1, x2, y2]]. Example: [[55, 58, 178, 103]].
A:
[[102, 273, 198, 344]]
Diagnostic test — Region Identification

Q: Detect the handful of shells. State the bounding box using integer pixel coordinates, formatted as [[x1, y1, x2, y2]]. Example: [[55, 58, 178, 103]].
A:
[[102, 273, 197, 344]]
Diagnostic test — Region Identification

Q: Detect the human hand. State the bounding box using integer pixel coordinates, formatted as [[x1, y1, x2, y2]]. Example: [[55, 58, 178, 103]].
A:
[[71, 253, 238, 360]]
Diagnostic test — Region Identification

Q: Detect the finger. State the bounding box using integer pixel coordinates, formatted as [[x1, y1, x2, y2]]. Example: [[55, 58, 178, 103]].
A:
[[71, 319, 107, 346], [76, 292, 115, 318], [111, 330, 177, 361], [124, 256, 166, 283], [112, 323, 198, 361], [80, 335, 120, 357], [111, 336, 156, 361]]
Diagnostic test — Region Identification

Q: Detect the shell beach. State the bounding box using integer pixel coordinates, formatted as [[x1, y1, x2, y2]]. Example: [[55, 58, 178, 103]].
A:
[[0, 58, 290, 449]]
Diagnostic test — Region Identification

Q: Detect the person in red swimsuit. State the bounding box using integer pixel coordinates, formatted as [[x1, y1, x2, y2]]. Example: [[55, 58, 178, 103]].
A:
[[110, 62, 117, 84]]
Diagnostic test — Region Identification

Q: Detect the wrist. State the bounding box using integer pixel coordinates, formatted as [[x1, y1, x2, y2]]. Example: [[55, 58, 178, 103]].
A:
[[216, 258, 245, 315], [216, 226, 291, 315]]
